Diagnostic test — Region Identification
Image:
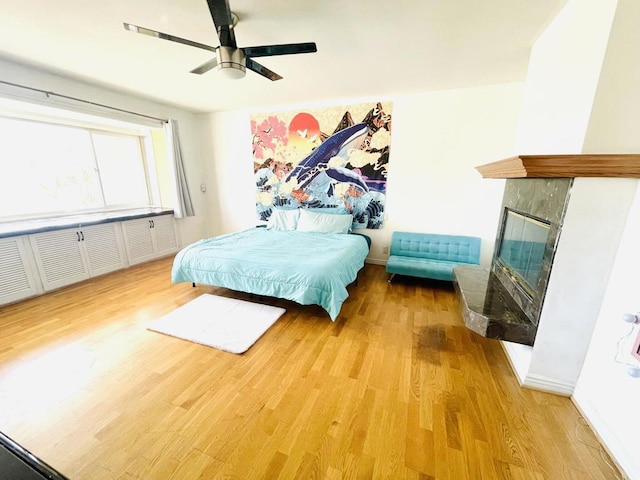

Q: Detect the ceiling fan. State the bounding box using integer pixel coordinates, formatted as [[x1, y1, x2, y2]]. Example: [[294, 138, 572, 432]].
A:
[[123, 0, 317, 81]]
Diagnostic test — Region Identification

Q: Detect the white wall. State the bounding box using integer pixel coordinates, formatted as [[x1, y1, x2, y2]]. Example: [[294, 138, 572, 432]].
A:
[[202, 83, 524, 266], [514, 0, 617, 153], [528, 178, 636, 390], [0, 57, 209, 247], [582, 0, 640, 154], [505, 0, 640, 477], [201, 110, 256, 236], [574, 1, 640, 478], [574, 183, 640, 480], [505, 0, 620, 393]]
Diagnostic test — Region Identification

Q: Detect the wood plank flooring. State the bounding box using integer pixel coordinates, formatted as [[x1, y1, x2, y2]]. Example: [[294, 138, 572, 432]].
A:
[[0, 257, 623, 479]]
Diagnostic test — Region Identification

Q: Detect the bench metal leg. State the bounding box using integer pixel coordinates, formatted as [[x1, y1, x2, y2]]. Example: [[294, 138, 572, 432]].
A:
[[388, 273, 395, 283]]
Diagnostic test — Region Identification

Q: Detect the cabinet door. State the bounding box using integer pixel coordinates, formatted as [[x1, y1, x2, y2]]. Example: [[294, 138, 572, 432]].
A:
[[0, 236, 42, 305], [30, 228, 90, 291], [82, 223, 127, 277], [121, 218, 156, 265], [151, 215, 178, 257]]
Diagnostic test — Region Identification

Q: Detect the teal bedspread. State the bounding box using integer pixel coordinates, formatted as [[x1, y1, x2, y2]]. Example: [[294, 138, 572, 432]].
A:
[[171, 228, 370, 321]]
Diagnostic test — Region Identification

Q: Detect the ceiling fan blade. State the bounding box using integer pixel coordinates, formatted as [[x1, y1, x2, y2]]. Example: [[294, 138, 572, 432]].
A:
[[217, 25, 237, 49], [206, 0, 237, 48], [207, 0, 234, 27], [190, 58, 219, 75], [246, 58, 282, 81], [123, 23, 216, 52], [243, 42, 317, 58]]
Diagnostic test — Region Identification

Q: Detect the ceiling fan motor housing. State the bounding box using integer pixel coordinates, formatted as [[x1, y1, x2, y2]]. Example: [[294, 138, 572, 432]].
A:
[[217, 46, 246, 79]]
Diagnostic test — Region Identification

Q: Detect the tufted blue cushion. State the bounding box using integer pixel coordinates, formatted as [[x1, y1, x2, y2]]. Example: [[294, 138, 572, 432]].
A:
[[386, 232, 481, 281]]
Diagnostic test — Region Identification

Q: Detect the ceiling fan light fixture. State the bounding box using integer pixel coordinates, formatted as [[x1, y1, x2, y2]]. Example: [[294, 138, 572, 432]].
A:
[[124, 0, 317, 81], [217, 46, 246, 79]]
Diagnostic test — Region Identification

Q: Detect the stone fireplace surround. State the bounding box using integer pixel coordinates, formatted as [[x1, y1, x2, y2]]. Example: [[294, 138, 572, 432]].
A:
[[454, 154, 640, 346]]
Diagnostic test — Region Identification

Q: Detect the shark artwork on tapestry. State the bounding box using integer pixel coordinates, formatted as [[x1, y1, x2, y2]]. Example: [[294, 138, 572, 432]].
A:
[[252, 101, 392, 229], [284, 123, 370, 198]]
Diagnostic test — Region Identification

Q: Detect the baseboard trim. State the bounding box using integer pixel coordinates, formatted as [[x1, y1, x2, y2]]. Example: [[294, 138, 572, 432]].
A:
[[500, 342, 575, 396], [500, 340, 633, 477], [365, 258, 386, 266], [500, 341, 530, 385], [522, 373, 574, 396], [572, 386, 634, 480]]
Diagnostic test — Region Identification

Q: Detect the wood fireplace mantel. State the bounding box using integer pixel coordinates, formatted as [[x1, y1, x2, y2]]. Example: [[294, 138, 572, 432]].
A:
[[476, 154, 640, 179]]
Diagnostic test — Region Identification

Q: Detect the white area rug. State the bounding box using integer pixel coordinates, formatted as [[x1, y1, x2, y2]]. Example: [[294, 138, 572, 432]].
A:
[[147, 294, 286, 354]]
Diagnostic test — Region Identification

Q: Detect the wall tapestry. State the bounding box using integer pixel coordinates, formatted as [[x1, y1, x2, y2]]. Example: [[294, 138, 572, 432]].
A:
[[251, 101, 392, 229]]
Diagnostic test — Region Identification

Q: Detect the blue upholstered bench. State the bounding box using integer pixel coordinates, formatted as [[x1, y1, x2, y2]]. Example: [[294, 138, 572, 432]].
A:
[[386, 232, 481, 282]]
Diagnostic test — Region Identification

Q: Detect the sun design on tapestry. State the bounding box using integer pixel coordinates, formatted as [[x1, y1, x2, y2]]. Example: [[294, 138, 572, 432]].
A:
[[251, 101, 392, 229]]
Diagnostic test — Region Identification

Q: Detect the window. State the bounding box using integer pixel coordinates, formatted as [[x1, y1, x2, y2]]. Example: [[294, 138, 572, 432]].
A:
[[0, 103, 164, 221], [91, 132, 150, 206]]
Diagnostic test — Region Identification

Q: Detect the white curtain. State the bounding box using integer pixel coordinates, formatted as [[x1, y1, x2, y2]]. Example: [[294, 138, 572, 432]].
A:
[[164, 119, 195, 218]]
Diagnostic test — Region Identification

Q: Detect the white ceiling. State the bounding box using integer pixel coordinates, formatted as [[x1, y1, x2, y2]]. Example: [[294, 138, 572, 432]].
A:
[[0, 0, 567, 113]]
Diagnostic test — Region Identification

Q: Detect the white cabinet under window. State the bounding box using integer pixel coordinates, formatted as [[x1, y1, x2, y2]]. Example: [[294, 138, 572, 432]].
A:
[[121, 215, 178, 265], [83, 223, 128, 276], [0, 236, 42, 305], [29, 223, 127, 291], [0, 213, 176, 305]]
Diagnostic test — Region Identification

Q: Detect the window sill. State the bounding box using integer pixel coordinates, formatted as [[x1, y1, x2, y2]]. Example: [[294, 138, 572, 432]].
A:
[[0, 208, 174, 239]]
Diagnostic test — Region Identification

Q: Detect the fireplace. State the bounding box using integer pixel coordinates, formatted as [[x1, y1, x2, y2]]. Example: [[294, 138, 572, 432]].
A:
[[454, 154, 640, 346], [496, 209, 550, 297], [491, 178, 571, 327], [453, 177, 571, 345]]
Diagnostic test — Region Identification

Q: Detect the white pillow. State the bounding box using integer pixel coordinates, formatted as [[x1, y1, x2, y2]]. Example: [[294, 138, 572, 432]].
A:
[[296, 209, 353, 234], [266, 209, 300, 231]]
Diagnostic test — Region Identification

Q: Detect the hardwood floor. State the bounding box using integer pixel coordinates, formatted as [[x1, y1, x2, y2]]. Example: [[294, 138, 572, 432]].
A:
[[0, 257, 622, 479]]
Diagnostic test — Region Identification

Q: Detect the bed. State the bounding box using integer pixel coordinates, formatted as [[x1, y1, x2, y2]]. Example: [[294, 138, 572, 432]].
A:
[[171, 210, 370, 320]]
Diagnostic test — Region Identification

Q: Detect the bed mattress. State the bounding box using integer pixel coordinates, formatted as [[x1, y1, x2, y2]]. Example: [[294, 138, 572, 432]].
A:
[[171, 228, 369, 320]]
